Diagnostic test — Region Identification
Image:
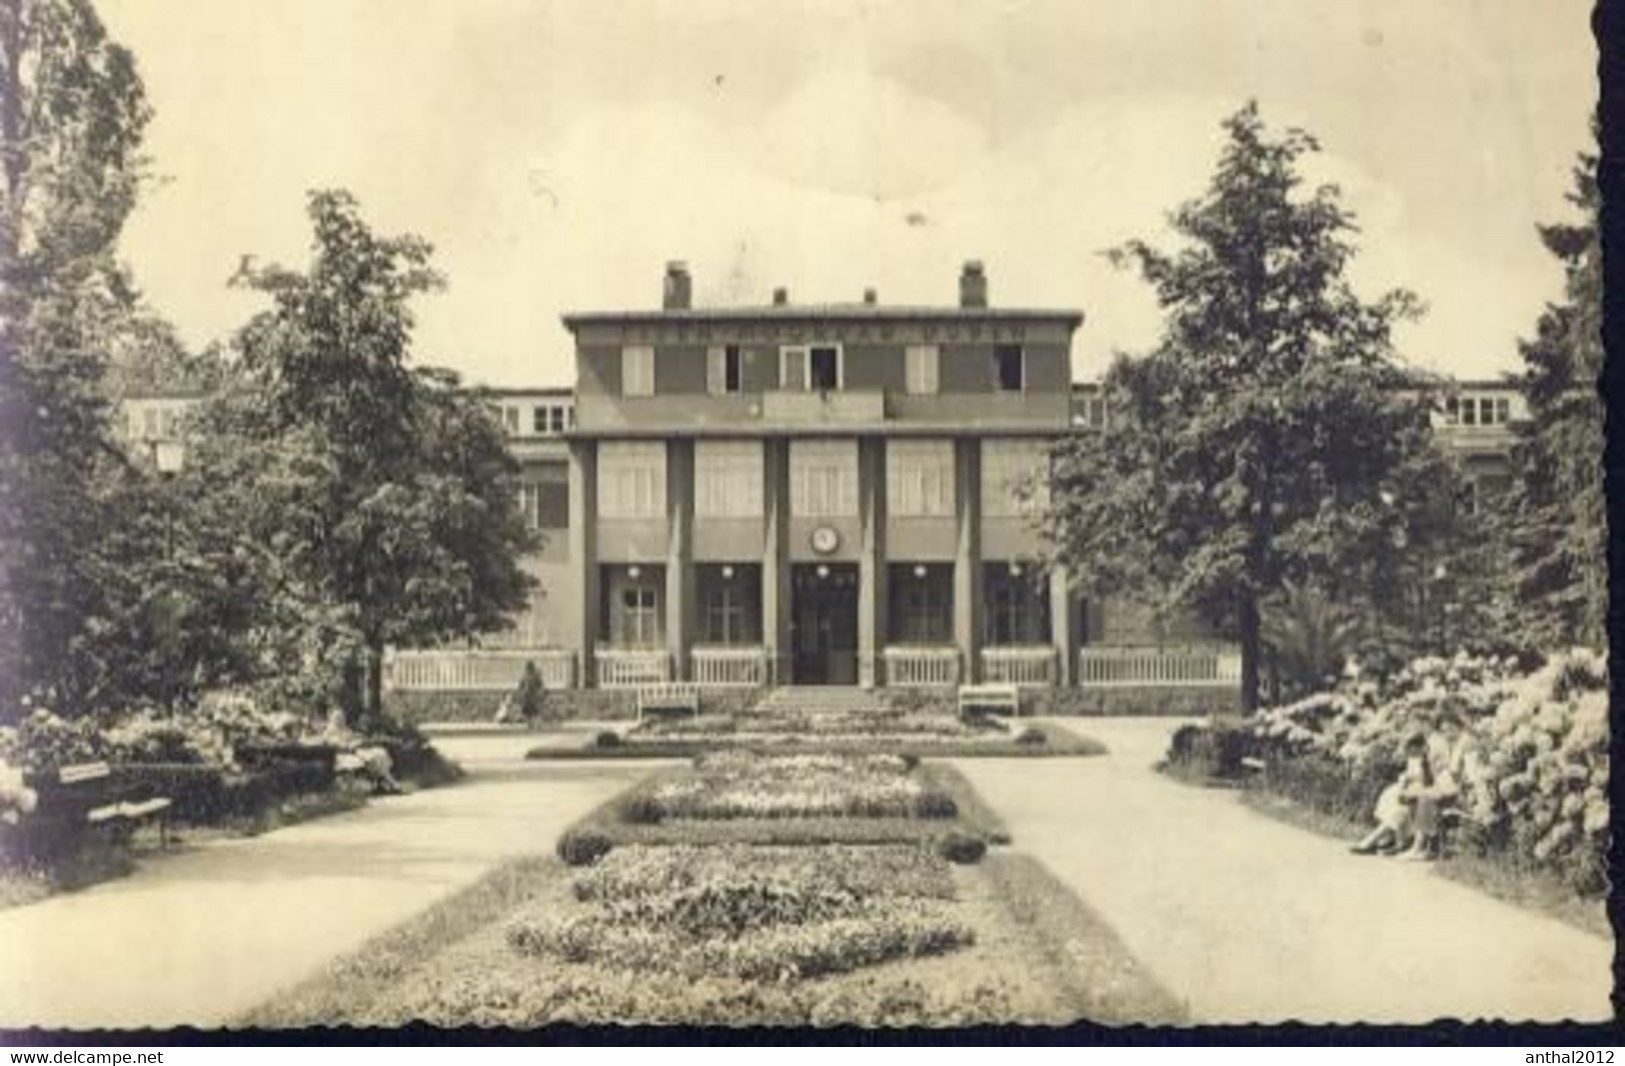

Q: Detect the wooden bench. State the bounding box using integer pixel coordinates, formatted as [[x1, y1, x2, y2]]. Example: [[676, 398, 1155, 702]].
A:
[[636, 683, 701, 722], [31, 762, 173, 847], [957, 683, 1020, 718]]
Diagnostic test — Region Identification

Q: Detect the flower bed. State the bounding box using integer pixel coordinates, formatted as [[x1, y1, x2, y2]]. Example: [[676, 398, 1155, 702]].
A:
[[1166, 650, 1609, 895], [510, 843, 972, 982], [638, 752, 946, 822]]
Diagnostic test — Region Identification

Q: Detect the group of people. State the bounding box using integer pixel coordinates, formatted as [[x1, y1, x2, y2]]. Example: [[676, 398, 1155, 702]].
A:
[[1350, 711, 1489, 861]]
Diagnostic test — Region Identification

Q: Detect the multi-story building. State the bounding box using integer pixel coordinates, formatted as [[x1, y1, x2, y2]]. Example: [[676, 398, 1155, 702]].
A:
[[107, 264, 1537, 699], [553, 260, 1087, 691]]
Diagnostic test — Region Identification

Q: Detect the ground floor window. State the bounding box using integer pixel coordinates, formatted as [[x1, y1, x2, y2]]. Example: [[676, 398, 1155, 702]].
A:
[[984, 562, 1051, 645], [887, 563, 953, 644], [697, 563, 762, 645], [600, 564, 665, 647]]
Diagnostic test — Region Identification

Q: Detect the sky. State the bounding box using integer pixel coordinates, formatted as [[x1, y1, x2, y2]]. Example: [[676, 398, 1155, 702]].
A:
[[97, 0, 1596, 387]]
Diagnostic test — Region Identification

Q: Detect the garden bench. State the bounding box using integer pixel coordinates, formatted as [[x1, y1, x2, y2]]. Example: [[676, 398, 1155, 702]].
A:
[[957, 683, 1020, 718], [30, 762, 173, 847], [636, 683, 701, 722]]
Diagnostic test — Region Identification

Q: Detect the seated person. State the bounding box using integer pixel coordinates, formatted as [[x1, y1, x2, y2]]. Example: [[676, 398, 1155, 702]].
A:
[[323, 708, 403, 795]]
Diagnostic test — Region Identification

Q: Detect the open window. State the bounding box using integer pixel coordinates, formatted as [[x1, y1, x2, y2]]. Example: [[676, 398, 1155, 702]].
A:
[[707, 345, 745, 395], [993, 344, 1024, 392]]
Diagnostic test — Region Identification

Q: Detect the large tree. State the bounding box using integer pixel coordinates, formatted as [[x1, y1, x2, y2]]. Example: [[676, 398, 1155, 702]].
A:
[[214, 190, 535, 723], [1505, 147, 1606, 651], [1045, 102, 1453, 711], [0, 0, 154, 711]]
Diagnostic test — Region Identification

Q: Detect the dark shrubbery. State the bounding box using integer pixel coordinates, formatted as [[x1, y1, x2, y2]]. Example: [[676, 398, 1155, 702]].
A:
[[1015, 727, 1048, 746], [619, 793, 665, 825], [910, 791, 959, 820], [557, 827, 615, 867], [1164, 720, 1255, 780], [934, 831, 988, 865], [593, 730, 623, 749]]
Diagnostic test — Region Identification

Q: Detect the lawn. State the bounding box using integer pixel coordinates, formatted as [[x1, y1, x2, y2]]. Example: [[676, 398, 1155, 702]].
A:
[[245, 749, 1184, 1028]]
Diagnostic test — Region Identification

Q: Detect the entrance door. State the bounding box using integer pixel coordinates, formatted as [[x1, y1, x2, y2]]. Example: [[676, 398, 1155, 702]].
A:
[[791, 564, 858, 684]]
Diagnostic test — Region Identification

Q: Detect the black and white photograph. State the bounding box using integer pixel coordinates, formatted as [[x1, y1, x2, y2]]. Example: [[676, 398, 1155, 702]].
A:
[[0, 0, 1610, 1037]]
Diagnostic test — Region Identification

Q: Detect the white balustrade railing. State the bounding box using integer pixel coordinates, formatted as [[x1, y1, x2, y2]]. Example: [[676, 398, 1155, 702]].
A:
[[691, 646, 768, 687], [982, 646, 1057, 686], [595, 647, 672, 688], [1077, 646, 1242, 688], [882, 646, 961, 687], [385, 648, 576, 691]]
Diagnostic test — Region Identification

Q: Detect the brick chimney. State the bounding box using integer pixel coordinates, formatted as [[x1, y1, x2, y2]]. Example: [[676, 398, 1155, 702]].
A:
[[863, 287, 877, 305], [663, 261, 692, 310], [772, 287, 789, 306], [959, 260, 987, 309]]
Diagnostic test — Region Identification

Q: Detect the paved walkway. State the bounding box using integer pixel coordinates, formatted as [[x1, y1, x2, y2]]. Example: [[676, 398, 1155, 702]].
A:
[[0, 735, 650, 1029], [958, 718, 1614, 1025]]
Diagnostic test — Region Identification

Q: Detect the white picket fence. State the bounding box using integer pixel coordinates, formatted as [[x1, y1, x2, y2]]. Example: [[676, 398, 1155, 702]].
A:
[[882, 646, 961, 687], [691, 646, 769, 687], [1077, 646, 1241, 688], [594, 648, 671, 688], [982, 646, 1058, 686], [385, 648, 576, 691]]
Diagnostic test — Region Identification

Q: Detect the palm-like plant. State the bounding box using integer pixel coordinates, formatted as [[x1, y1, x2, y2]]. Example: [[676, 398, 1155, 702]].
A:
[[1261, 580, 1365, 702]]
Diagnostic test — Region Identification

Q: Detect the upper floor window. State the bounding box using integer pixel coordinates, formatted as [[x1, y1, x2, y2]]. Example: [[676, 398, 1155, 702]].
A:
[[516, 483, 542, 529], [695, 440, 764, 518], [531, 404, 571, 435], [887, 439, 955, 517], [905, 345, 939, 395], [707, 345, 745, 395], [790, 439, 858, 517], [622, 345, 655, 397], [780, 343, 842, 392], [993, 344, 1025, 392], [1076, 395, 1108, 429], [982, 439, 1050, 517], [1445, 394, 1512, 427], [598, 441, 666, 518]]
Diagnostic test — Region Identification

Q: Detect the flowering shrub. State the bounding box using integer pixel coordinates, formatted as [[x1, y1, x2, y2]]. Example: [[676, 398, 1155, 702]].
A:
[[637, 752, 952, 821], [1173, 649, 1610, 893], [0, 709, 104, 774], [510, 843, 971, 982], [0, 758, 38, 826]]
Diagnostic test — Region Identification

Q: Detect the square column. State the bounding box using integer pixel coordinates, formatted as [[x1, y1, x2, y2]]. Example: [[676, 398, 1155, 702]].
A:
[[762, 438, 791, 685], [568, 440, 598, 687], [1050, 564, 1075, 686], [665, 439, 695, 680], [857, 436, 887, 688], [954, 438, 981, 683]]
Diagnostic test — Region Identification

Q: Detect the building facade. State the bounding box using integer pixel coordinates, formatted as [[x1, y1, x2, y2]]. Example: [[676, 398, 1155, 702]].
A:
[[111, 264, 1535, 696]]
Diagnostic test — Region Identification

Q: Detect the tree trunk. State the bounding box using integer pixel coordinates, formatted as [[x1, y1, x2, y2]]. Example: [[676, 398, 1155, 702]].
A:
[[364, 638, 386, 731], [1238, 595, 1262, 713]]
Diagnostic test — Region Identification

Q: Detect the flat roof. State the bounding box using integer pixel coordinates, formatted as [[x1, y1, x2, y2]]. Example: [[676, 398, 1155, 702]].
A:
[[563, 305, 1085, 330]]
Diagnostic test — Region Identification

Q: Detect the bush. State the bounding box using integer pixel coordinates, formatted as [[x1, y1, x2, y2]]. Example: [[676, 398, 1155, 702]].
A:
[[1164, 719, 1254, 780], [933, 831, 987, 865], [909, 791, 959, 820], [557, 828, 615, 867], [619, 793, 665, 825], [1015, 726, 1048, 746], [593, 730, 623, 749]]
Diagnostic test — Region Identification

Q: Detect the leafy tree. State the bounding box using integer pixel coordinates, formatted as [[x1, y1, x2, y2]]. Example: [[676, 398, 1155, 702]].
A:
[[1260, 579, 1364, 701], [1505, 147, 1605, 651], [0, 0, 154, 713], [215, 190, 535, 724], [1045, 102, 1453, 711]]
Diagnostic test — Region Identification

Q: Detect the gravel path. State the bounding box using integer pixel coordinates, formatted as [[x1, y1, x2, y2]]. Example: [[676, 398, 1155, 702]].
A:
[[956, 718, 1614, 1025], [0, 735, 651, 1029]]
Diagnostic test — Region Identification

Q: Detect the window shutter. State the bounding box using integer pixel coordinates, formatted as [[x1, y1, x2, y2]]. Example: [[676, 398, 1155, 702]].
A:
[[707, 346, 726, 395], [780, 346, 806, 391]]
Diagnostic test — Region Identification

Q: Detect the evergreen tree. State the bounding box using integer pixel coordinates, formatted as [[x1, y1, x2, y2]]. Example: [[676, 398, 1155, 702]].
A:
[[1506, 147, 1606, 651]]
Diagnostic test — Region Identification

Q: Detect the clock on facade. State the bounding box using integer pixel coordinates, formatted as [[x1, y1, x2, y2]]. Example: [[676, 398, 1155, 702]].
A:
[[809, 526, 840, 555]]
